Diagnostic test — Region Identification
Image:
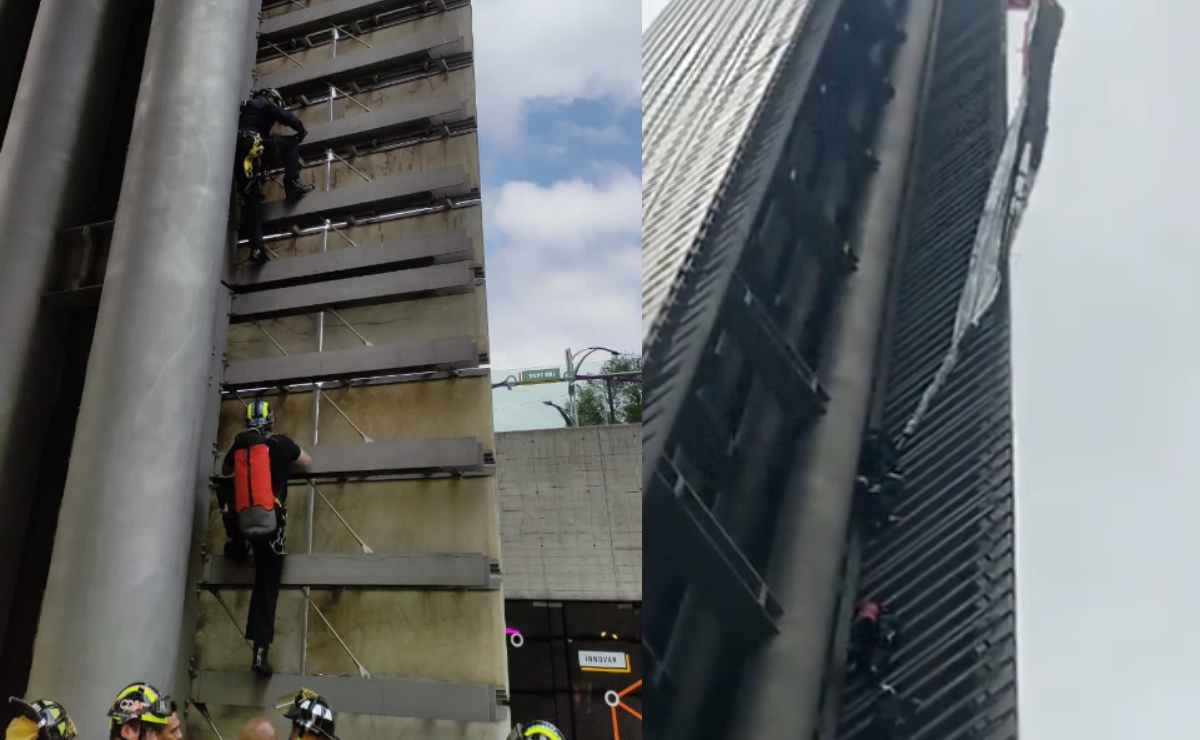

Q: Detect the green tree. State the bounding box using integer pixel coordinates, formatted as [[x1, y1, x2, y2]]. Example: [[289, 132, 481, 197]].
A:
[[574, 354, 642, 426]]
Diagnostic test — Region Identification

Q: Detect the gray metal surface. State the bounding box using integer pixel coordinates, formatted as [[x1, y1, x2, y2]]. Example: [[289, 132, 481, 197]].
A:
[[193, 670, 504, 723], [201, 552, 500, 590], [229, 262, 475, 320], [0, 0, 135, 674], [22, 0, 253, 732], [230, 230, 472, 290], [738, 1, 938, 737], [255, 30, 467, 97], [299, 92, 468, 156], [259, 165, 469, 228], [836, 1, 1017, 738], [260, 0, 447, 42], [223, 336, 480, 388], [213, 437, 485, 478]]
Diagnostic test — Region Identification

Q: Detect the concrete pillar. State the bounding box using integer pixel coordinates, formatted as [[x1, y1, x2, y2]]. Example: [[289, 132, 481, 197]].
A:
[[25, 0, 253, 732], [0, 0, 134, 671], [735, 0, 940, 736]]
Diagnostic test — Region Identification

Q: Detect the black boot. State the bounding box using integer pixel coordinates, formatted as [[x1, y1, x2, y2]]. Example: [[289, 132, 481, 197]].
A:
[[252, 644, 273, 676], [284, 181, 314, 199], [248, 247, 269, 264]]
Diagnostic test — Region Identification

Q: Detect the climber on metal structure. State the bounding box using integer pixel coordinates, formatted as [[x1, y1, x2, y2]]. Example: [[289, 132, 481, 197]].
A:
[[219, 399, 312, 675], [234, 87, 314, 264]]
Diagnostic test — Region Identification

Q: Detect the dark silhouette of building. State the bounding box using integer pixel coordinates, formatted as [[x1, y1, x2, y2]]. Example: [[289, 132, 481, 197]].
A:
[[642, 0, 1062, 738]]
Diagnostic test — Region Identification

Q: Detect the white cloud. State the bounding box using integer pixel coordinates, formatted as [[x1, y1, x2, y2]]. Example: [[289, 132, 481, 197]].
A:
[[472, 0, 641, 142], [486, 168, 642, 369]]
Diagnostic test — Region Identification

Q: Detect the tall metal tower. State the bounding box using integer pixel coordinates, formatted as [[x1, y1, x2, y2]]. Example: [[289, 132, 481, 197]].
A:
[[642, 0, 1062, 737]]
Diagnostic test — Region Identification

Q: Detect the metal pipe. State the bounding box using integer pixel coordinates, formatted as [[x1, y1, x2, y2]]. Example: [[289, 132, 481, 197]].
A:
[[0, 0, 135, 671], [735, 0, 939, 736], [24, 0, 253, 732]]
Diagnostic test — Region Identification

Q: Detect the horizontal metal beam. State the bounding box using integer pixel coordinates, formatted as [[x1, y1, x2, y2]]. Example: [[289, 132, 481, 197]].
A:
[[230, 230, 472, 291], [299, 93, 468, 158], [260, 165, 469, 230], [43, 284, 102, 309], [212, 437, 485, 479], [192, 670, 505, 723], [201, 553, 500, 589], [256, 31, 467, 98], [259, 0, 436, 43], [229, 262, 474, 321], [223, 336, 480, 389], [728, 277, 830, 415], [644, 462, 782, 650]]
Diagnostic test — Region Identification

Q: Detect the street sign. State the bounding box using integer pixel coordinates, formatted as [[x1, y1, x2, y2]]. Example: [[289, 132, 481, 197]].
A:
[[578, 650, 631, 673], [519, 367, 562, 385]]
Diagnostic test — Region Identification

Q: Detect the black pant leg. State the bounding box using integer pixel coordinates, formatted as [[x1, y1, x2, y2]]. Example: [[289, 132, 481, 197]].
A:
[[246, 534, 284, 645], [271, 134, 302, 185]]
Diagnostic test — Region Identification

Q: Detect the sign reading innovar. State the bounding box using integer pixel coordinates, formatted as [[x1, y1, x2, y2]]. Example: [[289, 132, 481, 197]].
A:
[[578, 650, 631, 673]]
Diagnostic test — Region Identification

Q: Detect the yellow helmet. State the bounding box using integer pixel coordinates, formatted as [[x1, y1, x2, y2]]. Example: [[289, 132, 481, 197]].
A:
[[246, 399, 274, 429], [106, 683, 174, 728]]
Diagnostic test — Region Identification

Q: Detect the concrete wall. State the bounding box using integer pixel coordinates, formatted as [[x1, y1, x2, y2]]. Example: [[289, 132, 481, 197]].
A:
[[189, 4, 505, 738], [496, 425, 642, 601]]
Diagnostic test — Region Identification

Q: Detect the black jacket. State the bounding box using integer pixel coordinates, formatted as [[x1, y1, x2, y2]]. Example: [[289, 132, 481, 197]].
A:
[[238, 96, 307, 139]]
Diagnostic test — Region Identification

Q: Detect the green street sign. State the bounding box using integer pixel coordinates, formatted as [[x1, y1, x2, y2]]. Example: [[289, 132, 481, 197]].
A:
[[519, 368, 562, 385]]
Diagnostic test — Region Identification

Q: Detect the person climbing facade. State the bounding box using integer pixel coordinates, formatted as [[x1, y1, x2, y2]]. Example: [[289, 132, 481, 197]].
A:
[[234, 87, 314, 264], [221, 399, 312, 675], [281, 690, 337, 740]]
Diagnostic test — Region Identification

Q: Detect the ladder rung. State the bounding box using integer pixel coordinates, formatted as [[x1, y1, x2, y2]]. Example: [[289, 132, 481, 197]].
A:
[[255, 31, 467, 99], [229, 261, 475, 321], [222, 336, 480, 389], [259, 165, 471, 230], [230, 230, 472, 292], [299, 92, 469, 158], [201, 553, 501, 590], [212, 437, 487, 479]]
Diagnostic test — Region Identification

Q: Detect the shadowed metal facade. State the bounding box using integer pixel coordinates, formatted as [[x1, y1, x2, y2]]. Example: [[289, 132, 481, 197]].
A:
[[643, 0, 1033, 737]]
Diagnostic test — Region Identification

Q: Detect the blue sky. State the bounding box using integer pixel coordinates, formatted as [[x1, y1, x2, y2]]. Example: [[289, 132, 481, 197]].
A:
[[472, 0, 641, 372], [472, 0, 641, 429]]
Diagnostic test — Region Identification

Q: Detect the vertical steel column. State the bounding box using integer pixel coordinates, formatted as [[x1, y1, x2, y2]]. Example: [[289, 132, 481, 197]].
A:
[[0, 0, 134, 669], [24, 0, 253, 731], [735, 0, 939, 736], [0, 0, 43, 142]]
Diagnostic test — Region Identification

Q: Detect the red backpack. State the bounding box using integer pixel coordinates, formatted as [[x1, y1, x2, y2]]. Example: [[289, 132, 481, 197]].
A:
[[232, 429, 277, 540]]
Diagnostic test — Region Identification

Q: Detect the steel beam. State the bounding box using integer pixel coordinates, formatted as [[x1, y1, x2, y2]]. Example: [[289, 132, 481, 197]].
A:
[[223, 336, 480, 389], [299, 93, 469, 157], [259, 0, 451, 44], [23, 0, 253, 731], [0, 0, 136, 682], [256, 31, 467, 98], [728, 278, 830, 414], [644, 465, 782, 650], [213, 437, 486, 479], [229, 262, 475, 321], [193, 670, 504, 723], [201, 553, 501, 590], [259, 165, 469, 229], [738, 0, 940, 737], [230, 230, 472, 290]]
